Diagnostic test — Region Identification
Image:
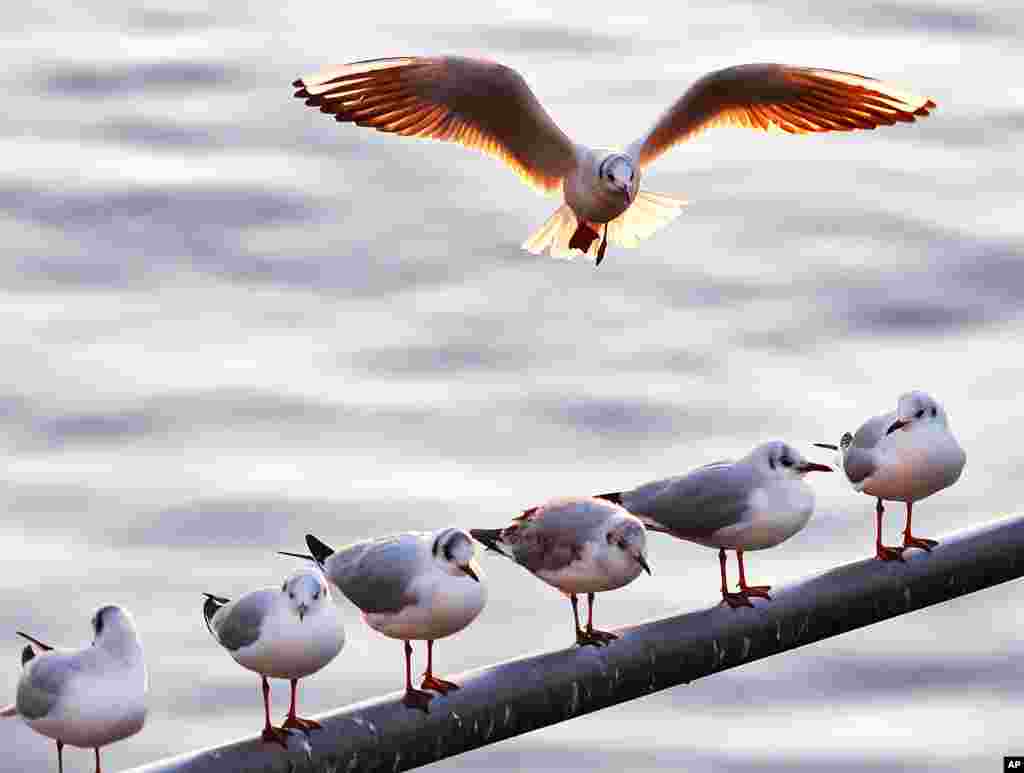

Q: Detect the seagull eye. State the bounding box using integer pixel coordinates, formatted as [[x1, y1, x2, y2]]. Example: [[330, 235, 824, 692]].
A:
[[930, 407, 937, 417], [915, 409, 925, 419], [617, 540, 628, 550], [781, 457, 794, 468], [313, 591, 320, 600]]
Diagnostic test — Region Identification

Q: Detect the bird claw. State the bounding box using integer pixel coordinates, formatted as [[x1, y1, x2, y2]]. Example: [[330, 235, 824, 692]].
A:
[[261, 725, 291, 749], [738, 584, 772, 599], [875, 545, 906, 562], [281, 715, 322, 735], [721, 592, 754, 609], [903, 535, 939, 551], [420, 675, 460, 695], [402, 688, 434, 713], [576, 628, 618, 647]]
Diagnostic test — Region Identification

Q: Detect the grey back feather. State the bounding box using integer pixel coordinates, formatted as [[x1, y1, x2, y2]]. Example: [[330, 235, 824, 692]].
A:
[[209, 591, 271, 652], [327, 534, 424, 614], [503, 499, 614, 574], [620, 461, 757, 538], [842, 412, 895, 483], [17, 652, 80, 720]]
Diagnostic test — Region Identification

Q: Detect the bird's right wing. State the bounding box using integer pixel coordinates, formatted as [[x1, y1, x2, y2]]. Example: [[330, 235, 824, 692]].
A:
[[17, 652, 77, 720], [631, 63, 935, 168], [294, 56, 578, 195], [206, 592, 271, 652]]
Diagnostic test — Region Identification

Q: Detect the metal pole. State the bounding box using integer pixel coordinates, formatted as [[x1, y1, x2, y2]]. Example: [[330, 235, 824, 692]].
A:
[[128, 514, 1024, 773]]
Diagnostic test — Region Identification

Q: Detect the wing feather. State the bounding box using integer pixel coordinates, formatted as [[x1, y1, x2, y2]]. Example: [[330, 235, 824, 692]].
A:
[[634, 63, 935, 167], [295, 56, 577, 194]]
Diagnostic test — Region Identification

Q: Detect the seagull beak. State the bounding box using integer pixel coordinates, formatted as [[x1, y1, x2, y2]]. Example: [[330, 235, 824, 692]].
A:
[[620, 186, 632, 206], [461, 563, 480, 582], [813, 443, 839, 451], [886, 419, 909, 435], [797, 462, 832, 474], [636, 554, 652, 576], [297, 603, 309, 621]]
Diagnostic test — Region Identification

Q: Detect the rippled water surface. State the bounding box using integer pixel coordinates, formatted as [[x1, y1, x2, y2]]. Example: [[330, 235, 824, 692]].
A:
[[2, 1, 1023, 770]]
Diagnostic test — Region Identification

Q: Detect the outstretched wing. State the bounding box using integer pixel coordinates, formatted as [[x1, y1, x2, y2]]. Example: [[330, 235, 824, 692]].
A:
[[632, 63, 935, 167], [294, 56, 578, 194]]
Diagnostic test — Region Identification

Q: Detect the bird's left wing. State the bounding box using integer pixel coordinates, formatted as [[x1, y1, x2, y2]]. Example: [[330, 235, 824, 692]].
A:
[[294, 56, 578, 194], [631, 63, 935, 168]]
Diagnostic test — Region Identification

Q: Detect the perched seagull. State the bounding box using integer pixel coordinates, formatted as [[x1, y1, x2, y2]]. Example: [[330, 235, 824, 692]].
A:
[[2, 605, 147, 773], [293, 56, 935, 265], [597, 441, 831, 608], [202, 570, 345, 748], [470, 497, 651, 646], [282, 528, 486, 712], [815, 390, 966, 561]]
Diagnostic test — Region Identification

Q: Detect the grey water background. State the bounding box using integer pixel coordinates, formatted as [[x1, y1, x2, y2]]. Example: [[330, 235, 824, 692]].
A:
[[2, 0, 1023, 770]]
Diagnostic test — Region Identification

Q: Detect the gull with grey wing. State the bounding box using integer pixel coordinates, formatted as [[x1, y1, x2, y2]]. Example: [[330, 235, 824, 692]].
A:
[[815, 390, 966, 561], [599, 441, 831, 608], [202, 570, 345, 748], [1, 606, 147, 773], [283, 527, 486, 713], [294, 56, 935, 264], [471, 497, 650, 646]]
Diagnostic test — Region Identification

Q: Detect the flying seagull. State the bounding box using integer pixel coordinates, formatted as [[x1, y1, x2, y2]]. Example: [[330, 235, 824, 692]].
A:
[[598, 441, 830, 608], [202, 570, 345, 748], [471, 496, 650, 646], [293, 56, 935, 265], [815, 391, 965, 561]]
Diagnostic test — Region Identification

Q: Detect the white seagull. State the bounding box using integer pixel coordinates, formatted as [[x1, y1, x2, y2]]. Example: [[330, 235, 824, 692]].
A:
[[598, 441, 831, 608], [815, 390, 966, 561], [293, 56, 935, 265], [471, 497, 650, 646], [202, 570, 345, 748], [283, 528, 486, 712], [2, 605, 147, 773]]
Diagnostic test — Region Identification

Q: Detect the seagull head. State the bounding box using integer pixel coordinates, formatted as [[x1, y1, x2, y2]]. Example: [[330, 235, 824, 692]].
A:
[[606, 516, 651, 576], [754, 440, 832, 478], [598, 153, 637, 205], [283, 571, 330, 622], [91, 605, 143, 657], [433, 527, 483, 583], [889, 391, 947, 434]]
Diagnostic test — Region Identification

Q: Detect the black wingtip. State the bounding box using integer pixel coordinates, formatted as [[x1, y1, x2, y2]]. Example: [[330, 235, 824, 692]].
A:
[[292, 78, 304, 88], [21, 645, 34, 666], [305, 534, 335, 565], [813, 443, 839, 451], [278, 550, 315, 562], [202, 594, 229, 638], [595, 491, 623, 505], [469, 528, 504, 554], [16, 632, 52, 652]]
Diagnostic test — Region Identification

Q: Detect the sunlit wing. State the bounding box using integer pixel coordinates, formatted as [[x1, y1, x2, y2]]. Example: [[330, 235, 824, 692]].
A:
[[294, 56, 578, 194], [632, 63, 936, 167]]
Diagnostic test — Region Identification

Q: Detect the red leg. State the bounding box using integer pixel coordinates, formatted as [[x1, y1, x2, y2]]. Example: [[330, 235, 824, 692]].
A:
[[280, 678, 322, 734], [56, 740, 63, 773], [736, 550, 772, 598], [259, 676, 289, 748], [568, 220, 600, 255], [875, 498, 905, 561], [421, 640, 460, 694], [902, 501, 939, 551], [584, 591, 618, 644], [401, 641, 433, 712], [719, 549, 752, 608], [94, 747, 100, 773]]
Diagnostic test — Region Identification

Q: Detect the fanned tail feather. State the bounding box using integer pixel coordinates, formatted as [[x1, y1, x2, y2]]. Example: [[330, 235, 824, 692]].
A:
[[522, 191, 688, 261]]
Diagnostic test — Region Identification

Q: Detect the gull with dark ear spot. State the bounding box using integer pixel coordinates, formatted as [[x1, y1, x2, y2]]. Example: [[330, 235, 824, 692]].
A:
[[2, 605, 147, 773], [284, 527, 486, 713], [597, 441, 831, 608], [815, 391, 965, 561], [293, 56, 934, 265], [202, 570, 345, 748], [471, 497, 650, 647]]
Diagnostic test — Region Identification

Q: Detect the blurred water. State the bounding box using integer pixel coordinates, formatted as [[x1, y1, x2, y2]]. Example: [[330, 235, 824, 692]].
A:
[[1, 1, 1023, 770]]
